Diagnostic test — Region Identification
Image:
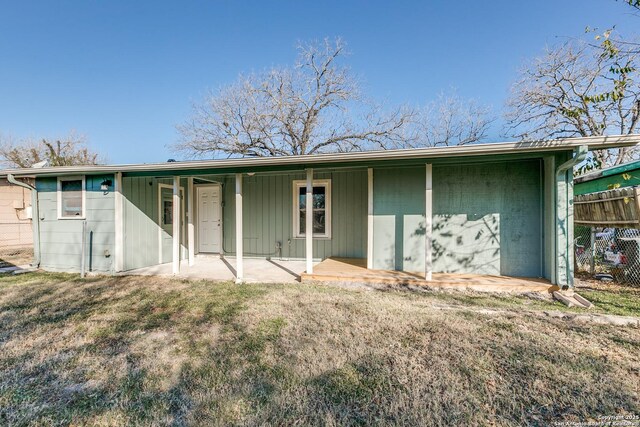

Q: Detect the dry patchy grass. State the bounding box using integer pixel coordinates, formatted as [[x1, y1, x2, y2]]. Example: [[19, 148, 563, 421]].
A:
[[0, 272, 638, 426]]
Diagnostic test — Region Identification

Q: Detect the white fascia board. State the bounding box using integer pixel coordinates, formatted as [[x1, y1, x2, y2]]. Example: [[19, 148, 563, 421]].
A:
[[2, 134, 639, 178]]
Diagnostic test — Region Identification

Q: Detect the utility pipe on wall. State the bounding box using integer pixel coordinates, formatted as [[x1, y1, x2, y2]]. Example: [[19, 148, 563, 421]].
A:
[[7, 174, 40, 267], [555, 145, 588, 288], [80, 220, 87, 278]]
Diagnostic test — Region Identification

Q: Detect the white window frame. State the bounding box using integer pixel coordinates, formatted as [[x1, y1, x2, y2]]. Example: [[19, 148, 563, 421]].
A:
[[57, 175, 86, 220], [158, 183, 186, 264], [293, 179, 331, 239]]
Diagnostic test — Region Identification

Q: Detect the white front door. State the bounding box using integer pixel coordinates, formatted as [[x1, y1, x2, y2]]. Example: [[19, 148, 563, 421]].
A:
[[197, 185, 221, 253]]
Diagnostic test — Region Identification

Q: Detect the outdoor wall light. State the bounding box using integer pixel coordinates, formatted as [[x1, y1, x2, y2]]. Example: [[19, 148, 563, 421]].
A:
[[100, 179, 113, 192]]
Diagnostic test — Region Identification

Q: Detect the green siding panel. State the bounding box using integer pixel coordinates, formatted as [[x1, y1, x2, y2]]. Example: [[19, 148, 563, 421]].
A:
[[220, 170, 367, 259], [433, 160, 542, 277], [35, 175, 115, 273], [120, 177, 195, 270], [372, 167, 426, 272], [372, 160, 544, 277], [574, 170, 640, 195], [122, 177, 162, 270]]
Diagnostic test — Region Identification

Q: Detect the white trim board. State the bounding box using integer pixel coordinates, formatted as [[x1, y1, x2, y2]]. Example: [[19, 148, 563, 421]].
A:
[[8, 134, 639, 178], [57, 175, 86, 220], [158, 183, 185, 264], [292, 178, 332, 239]]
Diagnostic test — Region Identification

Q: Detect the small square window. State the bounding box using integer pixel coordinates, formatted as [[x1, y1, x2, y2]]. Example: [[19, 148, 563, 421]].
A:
[[58, 177, 85, 219]]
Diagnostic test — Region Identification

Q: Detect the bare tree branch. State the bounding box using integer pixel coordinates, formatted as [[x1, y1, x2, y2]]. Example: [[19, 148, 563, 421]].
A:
[[0, 132, 102, 168], [175, 38, 415, 157], [504, 41, 640, 167], [175, 39, 493, 158]]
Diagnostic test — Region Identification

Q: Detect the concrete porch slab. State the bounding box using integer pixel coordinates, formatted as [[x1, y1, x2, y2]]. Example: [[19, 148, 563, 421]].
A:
[[122, 255, 308, 283]]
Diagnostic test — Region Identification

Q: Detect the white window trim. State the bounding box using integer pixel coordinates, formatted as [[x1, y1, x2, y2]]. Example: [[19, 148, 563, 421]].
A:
[[57, 175, 86, 220], [158, 183, 186, 264], [292, 179, 331, 239]]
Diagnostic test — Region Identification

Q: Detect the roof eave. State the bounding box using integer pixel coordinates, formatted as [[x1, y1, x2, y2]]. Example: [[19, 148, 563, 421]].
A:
[[2, 134, 639, 178]]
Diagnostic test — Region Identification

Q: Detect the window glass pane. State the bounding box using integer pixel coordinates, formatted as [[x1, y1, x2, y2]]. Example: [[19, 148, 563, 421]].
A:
[[313, 186, 325, 209], [313, 210, 325, 234], [61, 180, 82, 192], [298, 187, 306, 209], [60, 180, 83, 217], [299, 209, 305, 234], [163, 200, 173, 225], [296, 182, 328, 236]]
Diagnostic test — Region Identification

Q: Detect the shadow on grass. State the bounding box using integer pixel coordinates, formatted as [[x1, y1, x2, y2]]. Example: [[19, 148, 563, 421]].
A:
[[0, 273, 638, 426], [0, 273, 268, 425]]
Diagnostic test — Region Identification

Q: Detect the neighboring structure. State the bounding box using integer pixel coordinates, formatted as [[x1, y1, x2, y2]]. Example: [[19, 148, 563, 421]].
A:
[[0, 178, 33, 250], [575, 160, 640, 196], [1, 135, 638, 288], [573, 160, 640, 284]]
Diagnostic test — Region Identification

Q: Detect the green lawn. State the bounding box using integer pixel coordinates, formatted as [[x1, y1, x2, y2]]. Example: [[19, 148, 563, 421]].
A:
[[0, 272, 638, 426]]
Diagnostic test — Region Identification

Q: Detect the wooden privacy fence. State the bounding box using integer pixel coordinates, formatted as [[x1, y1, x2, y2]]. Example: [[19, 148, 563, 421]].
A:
[[574, 186, 640, 228]]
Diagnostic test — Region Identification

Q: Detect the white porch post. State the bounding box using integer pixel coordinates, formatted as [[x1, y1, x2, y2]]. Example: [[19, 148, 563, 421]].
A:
[[172, 176, 181, 274], [425, 164, 433, 280], [187, 177, 195, 267], [114, 172, 124, 273], [306, 168, 313, 274], [367, 168, 374, 270], [235, 173, 244, 283]]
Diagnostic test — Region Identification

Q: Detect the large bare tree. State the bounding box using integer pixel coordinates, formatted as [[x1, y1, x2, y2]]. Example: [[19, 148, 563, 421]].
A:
[[392, 92, 492, 149], [176, 38, 415, 158], [0, 133, 102, 168], [505, 40, 640, 167]]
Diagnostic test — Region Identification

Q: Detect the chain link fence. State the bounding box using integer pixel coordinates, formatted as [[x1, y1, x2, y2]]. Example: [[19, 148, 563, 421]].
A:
[[0, 181, 34, 269], [575, 225, 640, 284], [0, 221, 33, 268]]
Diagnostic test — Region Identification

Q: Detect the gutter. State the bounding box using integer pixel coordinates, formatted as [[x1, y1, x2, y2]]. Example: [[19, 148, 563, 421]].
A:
[[555, 145, 588, 288], [7, 174, 40, 268], [1, 134, 639, 178]]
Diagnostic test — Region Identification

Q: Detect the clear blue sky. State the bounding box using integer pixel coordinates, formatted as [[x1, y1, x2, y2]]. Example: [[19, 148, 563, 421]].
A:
[[0, 0, 637, 164]]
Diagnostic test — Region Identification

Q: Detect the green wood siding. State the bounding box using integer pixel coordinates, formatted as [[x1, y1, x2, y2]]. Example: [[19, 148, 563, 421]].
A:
[[433, 160, 542, 277], [372, 160, 544, 277], [122, 176, 159, 271], [372, 167, 426, 272], [574, 168, 640, 195], [121, 177, 189, 271], [36, 175, 115, 272], [220, 170, 367, 259]]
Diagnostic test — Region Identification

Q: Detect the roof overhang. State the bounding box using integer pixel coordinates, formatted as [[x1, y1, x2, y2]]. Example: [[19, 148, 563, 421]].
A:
[[2, 134, 639, 178], [574, 158, 640, 184]]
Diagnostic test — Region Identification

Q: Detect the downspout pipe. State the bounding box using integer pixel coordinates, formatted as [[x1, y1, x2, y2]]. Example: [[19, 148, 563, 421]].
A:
[[555, 145, 588, 288], [7, 174, 41, 267]]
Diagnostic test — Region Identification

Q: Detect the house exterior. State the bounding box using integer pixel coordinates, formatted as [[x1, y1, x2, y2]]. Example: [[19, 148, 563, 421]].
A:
[[2, 135, 638, 288], [0, 178, 33, 249], [574, 159, 640, 196]]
